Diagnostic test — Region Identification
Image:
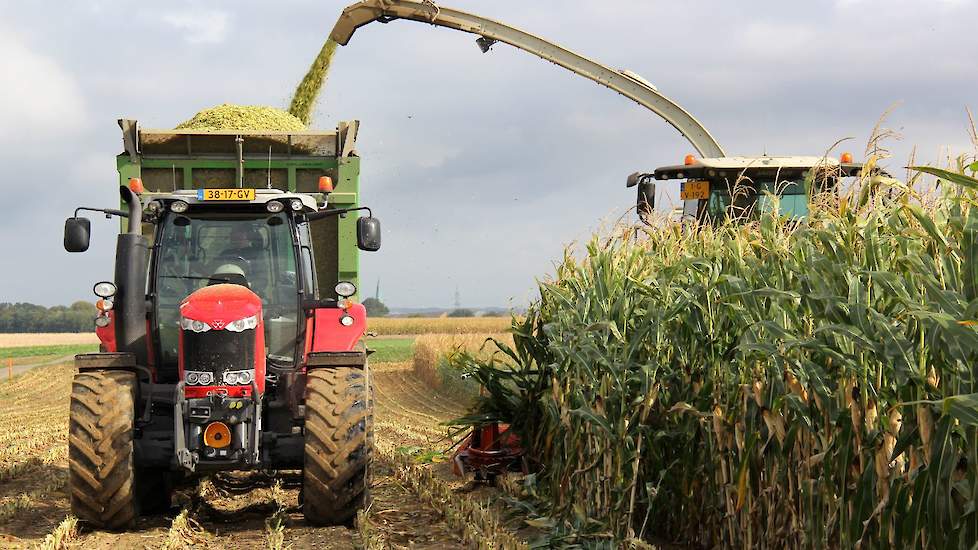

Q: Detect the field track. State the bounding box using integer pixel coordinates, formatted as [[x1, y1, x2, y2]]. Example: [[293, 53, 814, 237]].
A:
[[0, 359, 523, 549]]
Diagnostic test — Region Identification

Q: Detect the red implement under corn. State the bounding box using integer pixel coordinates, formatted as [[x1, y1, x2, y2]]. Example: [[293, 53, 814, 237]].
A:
[[452, 423, 525, 481]]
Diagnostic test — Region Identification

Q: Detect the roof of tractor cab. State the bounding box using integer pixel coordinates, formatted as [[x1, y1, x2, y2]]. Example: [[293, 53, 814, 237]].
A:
[[144, 189, 322, 213], [653, 156, 865, 181]]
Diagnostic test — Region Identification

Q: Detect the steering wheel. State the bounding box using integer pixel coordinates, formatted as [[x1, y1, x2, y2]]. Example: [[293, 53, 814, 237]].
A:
[[215, 254, 251, 272]]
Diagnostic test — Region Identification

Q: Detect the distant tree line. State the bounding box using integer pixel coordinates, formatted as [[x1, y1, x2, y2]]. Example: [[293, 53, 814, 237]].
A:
[[362, 297, 389, 317], [447, 308, 476, 318], [0, 302, 97, 333]]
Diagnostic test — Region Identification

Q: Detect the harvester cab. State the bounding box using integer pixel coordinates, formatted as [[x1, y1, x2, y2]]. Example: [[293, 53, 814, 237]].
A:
[[61, 120, 381, 529], [627, 154, 868, 224]]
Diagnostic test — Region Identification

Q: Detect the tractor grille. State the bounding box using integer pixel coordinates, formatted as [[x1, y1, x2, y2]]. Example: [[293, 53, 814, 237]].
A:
[[183, 329, 255, 383]]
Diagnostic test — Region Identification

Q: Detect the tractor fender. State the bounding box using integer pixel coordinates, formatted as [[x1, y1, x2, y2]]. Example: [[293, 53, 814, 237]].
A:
[[305, 343, 368, 369], [306, 304, 368, 356], [75, 352, 153, 382], [75, 352, 138, 371]]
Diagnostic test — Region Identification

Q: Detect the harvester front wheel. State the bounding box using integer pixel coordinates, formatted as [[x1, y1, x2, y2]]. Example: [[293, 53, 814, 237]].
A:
[[302, 367, 373, 526], [68, 370, 139, 530]]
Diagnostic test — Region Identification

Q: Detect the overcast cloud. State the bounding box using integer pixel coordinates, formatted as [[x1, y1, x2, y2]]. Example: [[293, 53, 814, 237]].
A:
[[0, 0, 975, 309]]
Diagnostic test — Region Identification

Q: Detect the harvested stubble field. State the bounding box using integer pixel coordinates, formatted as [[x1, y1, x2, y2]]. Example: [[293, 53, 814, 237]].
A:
[[367, 316, 511, 336], [0, 316, 508, 346], [413, 333, 514, 398], [0, 335, 98, 348], [0, 332, 528, 549]]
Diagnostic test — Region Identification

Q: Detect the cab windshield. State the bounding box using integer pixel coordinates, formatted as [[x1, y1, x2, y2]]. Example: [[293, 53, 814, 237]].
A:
[[154, 211, 300, 370], [704, 175, 809, 221]]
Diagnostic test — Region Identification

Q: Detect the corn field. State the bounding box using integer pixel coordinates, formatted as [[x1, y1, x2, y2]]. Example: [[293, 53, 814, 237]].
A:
[[413, 333, 513, 393], [456, 162, 978, 547]]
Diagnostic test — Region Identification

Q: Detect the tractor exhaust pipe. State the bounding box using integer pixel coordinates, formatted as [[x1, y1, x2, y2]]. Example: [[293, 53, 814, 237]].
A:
[[115, 186, 149, 366]]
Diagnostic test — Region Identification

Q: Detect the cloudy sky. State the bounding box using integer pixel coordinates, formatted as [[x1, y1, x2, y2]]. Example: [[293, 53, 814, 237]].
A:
[[1, 0, 975, 309]]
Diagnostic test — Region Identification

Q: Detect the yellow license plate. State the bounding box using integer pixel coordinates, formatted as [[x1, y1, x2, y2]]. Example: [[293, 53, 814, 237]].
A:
[[197, 188, 256, 201], [680, 180, 710, 200]]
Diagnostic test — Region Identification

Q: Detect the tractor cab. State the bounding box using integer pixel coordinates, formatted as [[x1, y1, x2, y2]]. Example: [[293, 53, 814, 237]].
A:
[[144, 188, 372, 379], [628, 154, 867, 224]]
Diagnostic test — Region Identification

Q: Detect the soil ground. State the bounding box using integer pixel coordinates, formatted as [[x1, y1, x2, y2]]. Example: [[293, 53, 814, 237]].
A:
[[0, 358, 526, 549]]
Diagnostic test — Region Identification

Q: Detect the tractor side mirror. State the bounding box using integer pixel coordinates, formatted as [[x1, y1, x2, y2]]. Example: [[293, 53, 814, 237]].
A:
[[637, 182, 655, 220], [357, 217, 381, 252], [64, 217, 91, 252], [626, 172, 642, 188]]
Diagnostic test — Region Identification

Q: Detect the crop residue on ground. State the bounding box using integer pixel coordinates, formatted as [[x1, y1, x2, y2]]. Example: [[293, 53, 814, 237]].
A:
[[0, 345, 524, 547]]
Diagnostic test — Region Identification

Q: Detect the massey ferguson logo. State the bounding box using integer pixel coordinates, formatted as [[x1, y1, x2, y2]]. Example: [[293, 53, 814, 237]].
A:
[[211, 320, 226, 330]]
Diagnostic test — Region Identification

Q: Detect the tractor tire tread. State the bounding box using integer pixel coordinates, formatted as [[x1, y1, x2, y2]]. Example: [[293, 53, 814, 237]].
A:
[[302, 367, 373, 526], [68, 370, 138, 530]]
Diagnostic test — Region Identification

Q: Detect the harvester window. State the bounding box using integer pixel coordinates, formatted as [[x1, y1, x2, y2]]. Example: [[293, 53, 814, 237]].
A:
[[705, 190, 730, 220], [755, 177, 808, 218], [702, 174, 811, 222]]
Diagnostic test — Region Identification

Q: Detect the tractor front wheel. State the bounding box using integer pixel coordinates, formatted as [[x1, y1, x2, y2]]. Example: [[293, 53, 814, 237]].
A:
[[302, 367, 373, 526], [68, 370, 139, 530]]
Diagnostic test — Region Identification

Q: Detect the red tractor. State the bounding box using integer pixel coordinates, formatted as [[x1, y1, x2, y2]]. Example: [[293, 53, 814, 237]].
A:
[[62, 121, 381, 528]]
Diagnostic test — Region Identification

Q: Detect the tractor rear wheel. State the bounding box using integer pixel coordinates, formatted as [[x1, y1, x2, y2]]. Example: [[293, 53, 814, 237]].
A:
[[68, 370, 139, 529], [302, 366, 373, 526]]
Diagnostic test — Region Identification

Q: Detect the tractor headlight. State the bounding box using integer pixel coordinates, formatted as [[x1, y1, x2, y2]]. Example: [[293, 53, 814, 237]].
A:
[[223, 370, 254, 385], [180, 317, 211, 333], [225, 314, 259, 332], [94, 314, 111, 328], [170, 200, 189, 213], [266, 201, 285, 213], [339, 314, 355, 327], [290, 199, 303, 211], [335, 281, 356, 298], [185, 371, 213, 386], [93, 281, 117, 298]]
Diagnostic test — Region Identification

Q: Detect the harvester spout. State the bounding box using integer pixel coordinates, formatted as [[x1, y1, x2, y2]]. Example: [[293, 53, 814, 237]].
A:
[[329, 0, 725, 157]]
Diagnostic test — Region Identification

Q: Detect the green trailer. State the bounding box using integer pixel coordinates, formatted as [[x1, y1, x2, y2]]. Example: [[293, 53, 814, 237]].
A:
[[116, 119, 363, 297]]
